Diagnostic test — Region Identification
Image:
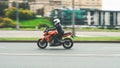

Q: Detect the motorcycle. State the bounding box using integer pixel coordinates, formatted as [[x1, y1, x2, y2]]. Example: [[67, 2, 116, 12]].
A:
[[37, 26, 73, 49]]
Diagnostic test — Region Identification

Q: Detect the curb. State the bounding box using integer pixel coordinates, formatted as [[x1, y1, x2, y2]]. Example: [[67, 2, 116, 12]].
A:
[[0, 41, 120, 43]]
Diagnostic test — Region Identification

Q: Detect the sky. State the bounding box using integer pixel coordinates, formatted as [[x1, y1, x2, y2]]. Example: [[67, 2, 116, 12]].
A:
[[102, 0, 120, 11]]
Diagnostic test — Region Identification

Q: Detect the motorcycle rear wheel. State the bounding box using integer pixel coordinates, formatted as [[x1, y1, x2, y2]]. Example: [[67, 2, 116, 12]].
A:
[[63, 38, 73, 49], [37, 39, 48, 49]]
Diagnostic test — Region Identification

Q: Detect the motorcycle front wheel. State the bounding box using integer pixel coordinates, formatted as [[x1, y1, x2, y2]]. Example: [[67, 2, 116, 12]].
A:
[[63, 38, 73, 49], [37, 39, 48, 49]]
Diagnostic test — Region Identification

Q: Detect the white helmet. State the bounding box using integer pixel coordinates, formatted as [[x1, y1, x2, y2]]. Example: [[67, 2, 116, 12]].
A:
[[53, 18, 60, 25]]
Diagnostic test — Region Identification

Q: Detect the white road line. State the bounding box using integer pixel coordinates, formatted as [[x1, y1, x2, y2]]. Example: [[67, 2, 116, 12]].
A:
[[0, 53, 120, 57]]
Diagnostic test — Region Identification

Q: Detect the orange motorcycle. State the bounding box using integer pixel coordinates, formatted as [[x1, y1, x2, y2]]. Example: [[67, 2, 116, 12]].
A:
[[37, 27, 73, 49]]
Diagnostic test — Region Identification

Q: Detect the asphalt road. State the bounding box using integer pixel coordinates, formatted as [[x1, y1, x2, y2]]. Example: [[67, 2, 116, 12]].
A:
[[0, 42, 120, 68]]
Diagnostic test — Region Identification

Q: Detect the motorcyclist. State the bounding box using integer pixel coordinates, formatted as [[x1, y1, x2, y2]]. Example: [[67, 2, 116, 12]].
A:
[[54, 18, 64, 38], [49, 17, 64, 45]]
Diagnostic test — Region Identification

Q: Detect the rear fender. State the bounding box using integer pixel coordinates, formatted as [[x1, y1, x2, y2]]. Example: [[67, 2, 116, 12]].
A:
[[62, 32, 72, 37]]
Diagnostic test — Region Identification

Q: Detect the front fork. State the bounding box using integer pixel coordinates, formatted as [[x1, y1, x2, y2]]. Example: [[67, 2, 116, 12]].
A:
[[40, 37, 45, 42]]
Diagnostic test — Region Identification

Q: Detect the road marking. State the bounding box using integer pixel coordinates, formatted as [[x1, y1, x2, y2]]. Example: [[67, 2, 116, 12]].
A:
[[1, 53, 120, 57]]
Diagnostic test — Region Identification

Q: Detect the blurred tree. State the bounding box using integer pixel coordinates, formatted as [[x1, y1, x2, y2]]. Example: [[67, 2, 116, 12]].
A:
[[4, 7, 35, 20], [0, 2, 8, 16], [4, 7, 17, 20], [0, 17, 16, 28]]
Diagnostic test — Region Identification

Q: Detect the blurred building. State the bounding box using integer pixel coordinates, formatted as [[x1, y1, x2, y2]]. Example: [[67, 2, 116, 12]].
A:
[[4, 0, 102, 16], [51, 9, 120, 28]]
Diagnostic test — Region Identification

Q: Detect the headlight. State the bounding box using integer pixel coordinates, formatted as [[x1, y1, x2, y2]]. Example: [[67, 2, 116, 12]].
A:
[[44, 32, 47, 36]]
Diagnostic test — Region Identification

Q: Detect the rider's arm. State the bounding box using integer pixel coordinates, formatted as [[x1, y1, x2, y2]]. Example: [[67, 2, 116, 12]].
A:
[[48, 27, 56, 31]]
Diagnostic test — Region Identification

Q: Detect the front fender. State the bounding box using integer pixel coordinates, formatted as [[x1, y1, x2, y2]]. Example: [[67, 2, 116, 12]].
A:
[[40, 37, 45, 42]]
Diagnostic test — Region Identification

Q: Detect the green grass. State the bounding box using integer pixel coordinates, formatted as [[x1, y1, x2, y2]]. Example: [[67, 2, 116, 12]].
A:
[[0, 28, 16, 30], [0, 38, 38, 41], [0, 17, 53, 30], [0, 17, 120, 32], [20, 18, 52, 27], [72, 37, 120, 41], [0, 37, 120, 41]]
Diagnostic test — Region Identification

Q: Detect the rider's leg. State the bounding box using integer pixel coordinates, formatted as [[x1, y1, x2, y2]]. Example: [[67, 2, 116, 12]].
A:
[[50, 36, 54, 46]]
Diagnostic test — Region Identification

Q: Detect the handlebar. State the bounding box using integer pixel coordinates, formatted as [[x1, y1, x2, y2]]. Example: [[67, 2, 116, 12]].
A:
[[44, 27, 56, 32]]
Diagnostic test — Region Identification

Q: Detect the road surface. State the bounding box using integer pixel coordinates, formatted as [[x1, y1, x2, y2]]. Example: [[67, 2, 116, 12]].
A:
[[0, 42, 120, 68]]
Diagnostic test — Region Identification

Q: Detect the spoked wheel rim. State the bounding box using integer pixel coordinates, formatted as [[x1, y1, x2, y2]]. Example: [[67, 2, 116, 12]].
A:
[[38, 41, 47, 47], [37, 39, 48, 49], [64, 40, 72, 47], [63, 38, 73, 49]]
